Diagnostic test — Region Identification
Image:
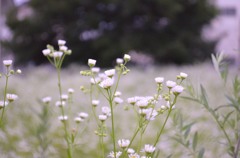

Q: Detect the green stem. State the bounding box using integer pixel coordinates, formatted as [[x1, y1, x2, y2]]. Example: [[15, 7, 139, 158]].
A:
[[57, 68, 72, 158], [107, 89, 117, 158], [0, 68, 10, 127], [100, 123, 105, 158]]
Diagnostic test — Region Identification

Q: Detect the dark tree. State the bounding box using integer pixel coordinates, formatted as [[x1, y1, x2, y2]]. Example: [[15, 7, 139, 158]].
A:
[[3, 0, 217, 66]]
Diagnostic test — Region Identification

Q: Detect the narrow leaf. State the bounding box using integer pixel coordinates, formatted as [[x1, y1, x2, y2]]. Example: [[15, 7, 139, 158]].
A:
[[198, 148, 205, 158], [192, 132, 198, 151]]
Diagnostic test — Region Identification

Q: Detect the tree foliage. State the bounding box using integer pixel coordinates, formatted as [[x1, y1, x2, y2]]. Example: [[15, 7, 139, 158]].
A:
[[3, 0, 217, 66]]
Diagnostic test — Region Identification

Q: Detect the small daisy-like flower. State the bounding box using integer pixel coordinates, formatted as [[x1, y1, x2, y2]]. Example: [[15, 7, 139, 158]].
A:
[[0, 101, 8, 108], [116, 58, 124, 64], [91, 67, 100, 73], [99, 77, 114, 89], [102, 106, 111, 117], [68, 88, 74, 94], [88, 59, 96, 67], [58, 39, 66, 46], [118, 139, 130, 148], [129, 153, 140, 158], [3, 60, 13, 67], [53, 51, 63, 58], [127, 97, 138, 105], [114, 91, 122, 97], [114, 97, 123, 104], [59, 45, 68, 51], [99, 114, 107, 121], [136, 99, 148, 109], [61, 94, 69, 101], [145, 108, 158, 121], [105, 69, 116, 77], [108, 151, 122, 158], [171, 85, 184, 95], [124, 54, 131, 62], [42, 49, 51, 56], [74, 117, 84, 123], [92, 100, 100, 107], [166, 80, 176, 88], [42, 96, 52, 104], [58, 115, 68, 122], [180, 72, 188, 79], [155, 77, 164, 84], [142, 144, 155, 154], [55, 101, 66, 107], [6, 93, 18, 102], [127, 148, 135, 154], [79, 112, 89, 119]]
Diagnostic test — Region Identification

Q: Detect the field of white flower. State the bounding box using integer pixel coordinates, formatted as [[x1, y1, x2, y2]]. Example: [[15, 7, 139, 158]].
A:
[[0, 58, 239, 158]]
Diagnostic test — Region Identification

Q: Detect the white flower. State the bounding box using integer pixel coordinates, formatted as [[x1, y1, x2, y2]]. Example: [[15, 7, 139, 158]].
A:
[[129, 153, 140, 158], [88, 59, 96, 67], [6, 93, 18, 102], [79, 112, 89, 119], [166, 80, 176, 88], [114, 97, 123, 104], [142, 144, 155, 154], [180, 72, 188, 79], [99, 77, 114, 89], [114, 91, 122, 97], [60, 45, 68, 51], [171, 85, 184, 95], [55, 101, 66, 107], [92, 100, 100, 107], [124, 54, 131, 62], [0, 101, 8, 108], [90, 77, 101, 84], [16, 69, 22, 74], [68, 88, 74, 94], [105, 69, 116, 77], [42, 96, 52, 104], [102, 106, 111, 116], [155, 77, 164, 84], [127, 148, 135, 154], [3, 60, 13, 67], [61, 94, 69, 101], [74, 117, 84, 123], [118, 139, 130, 148], [58, 115, 68, 122], [127, 97, 138, 105], [91, 67, 100, 73], [108, 151, 122, 158], [145, 108, 158, 121], [116, 58, 124, 64], [53, 51, 63, 58], [136, 99, 149, 109], [99, 114, 107, 121], [58, 39, 66, 45], [42, 49, 51, 56]]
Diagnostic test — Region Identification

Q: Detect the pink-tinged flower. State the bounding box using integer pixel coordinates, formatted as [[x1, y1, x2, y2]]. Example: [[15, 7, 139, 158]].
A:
[[53, 51, 63, 58], [180, 72, 188, 79], [171, 85, 184, 95], [74, 117, 84, 123], [42, 96, 52, 104], [136, 99, 148, 109], [116, 58, 124, 64], [3, 60, 12, 67], [79, 112, 89, 119], [6, 93, 18, 102], [91, 67, 100, 73], [42, 49, 51, 56], [166, 80, 176, 88], [155, 77, 164, 84], [99, 114, 107, 121], [118, 139, 130, 148], [58, 39, 66, 45], [108, 151, 122, 158], [102, 106, 111, 116], [105, 69, 116, 77], [142, 144, 155, 154], [99, 77, 114, 89], [58, 115, 68, 122], [92, 100, 100, 107], [114, 97, 123, 104]]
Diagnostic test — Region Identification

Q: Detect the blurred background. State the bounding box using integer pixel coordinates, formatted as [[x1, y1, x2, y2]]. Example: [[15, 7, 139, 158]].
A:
[[0, 0, 240, 68]]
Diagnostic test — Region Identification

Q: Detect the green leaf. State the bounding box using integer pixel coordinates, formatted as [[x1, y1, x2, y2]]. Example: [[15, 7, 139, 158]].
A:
[[223, 111, 234, 126], [198, 148, 205, 158], [211, 54, 221, 77], [200, 85, 209, 108], [192, 132, 198, 151]]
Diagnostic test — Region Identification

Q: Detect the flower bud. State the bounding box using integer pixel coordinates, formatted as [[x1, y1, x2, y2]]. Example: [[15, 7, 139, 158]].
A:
[[88, 59, 96, 67], [124, 54, 131, 62]]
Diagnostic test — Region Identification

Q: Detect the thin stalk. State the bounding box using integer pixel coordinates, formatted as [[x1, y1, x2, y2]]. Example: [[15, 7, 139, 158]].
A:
[[107, 89, 117, 158], [100, 123, 105, 158], [0, 68, 9, 127], [57, 68, 72, 158]]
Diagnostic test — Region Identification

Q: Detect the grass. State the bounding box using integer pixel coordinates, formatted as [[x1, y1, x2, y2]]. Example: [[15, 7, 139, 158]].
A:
[[0, 62, 238, 158]]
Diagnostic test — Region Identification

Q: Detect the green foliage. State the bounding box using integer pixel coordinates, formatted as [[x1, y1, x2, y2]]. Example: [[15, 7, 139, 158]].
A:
[[184, 52, 240, 158], [3, 0, 217, 66]]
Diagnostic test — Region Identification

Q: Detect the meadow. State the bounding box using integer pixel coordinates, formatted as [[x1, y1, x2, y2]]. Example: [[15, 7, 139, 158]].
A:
[[0, 54, 239, 158]]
